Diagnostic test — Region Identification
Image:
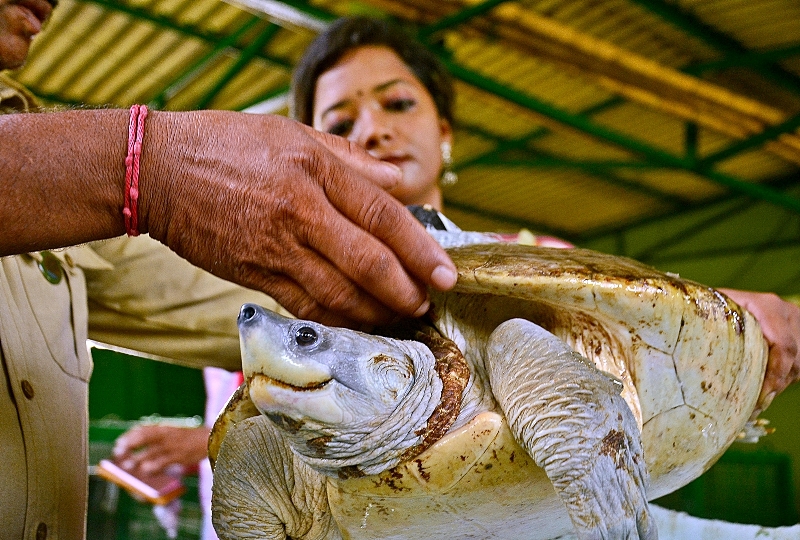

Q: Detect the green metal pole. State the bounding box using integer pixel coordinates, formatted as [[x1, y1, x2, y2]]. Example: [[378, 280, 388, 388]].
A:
[[194, 23, 281, 110]]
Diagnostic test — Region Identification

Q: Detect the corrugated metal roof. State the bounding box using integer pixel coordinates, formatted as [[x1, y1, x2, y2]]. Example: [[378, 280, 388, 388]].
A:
[[7, 0, 800, 294]]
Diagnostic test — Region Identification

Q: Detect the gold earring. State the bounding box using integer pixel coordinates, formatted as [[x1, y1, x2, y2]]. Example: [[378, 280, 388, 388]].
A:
[[440, 141, 458, 187]]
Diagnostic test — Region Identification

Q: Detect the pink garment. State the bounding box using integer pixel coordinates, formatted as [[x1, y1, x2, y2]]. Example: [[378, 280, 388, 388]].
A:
[[200, 367, 243, 540], [495, 231, 574, 249], [530, 235, 575, 249]]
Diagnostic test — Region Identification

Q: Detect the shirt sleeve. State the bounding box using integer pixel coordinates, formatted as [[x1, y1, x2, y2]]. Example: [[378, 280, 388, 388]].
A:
[[83, 235, 290, 371]]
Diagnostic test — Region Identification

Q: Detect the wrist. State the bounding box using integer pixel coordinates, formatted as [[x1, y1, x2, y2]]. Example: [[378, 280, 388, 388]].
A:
[[135, 109, 182, 241], [136, 110, 235, 254]]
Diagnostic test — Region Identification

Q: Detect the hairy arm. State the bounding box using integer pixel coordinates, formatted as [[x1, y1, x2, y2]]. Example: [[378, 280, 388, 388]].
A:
[[1, 109, 129, 252]]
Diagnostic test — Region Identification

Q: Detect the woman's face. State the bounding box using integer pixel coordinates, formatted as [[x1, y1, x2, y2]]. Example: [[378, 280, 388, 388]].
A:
[[313, 45, 452, 207]]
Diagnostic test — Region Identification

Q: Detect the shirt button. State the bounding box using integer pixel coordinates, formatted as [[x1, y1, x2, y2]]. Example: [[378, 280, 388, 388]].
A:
[[64, 253, 75, 268], [36, 522, 47, 539], [21, 380, 35, 400], [37, 251, 63, 285]]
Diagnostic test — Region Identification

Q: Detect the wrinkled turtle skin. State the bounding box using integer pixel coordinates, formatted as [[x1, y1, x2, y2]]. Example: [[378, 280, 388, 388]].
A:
[[209, 244, 767, 540]]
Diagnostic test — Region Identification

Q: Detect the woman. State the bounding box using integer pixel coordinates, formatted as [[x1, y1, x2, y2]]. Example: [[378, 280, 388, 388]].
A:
[[293, 16, 453, 212], [293, 16, 581, 248]]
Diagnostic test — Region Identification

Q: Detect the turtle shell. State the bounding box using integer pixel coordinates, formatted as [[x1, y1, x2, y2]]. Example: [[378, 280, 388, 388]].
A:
[[328, 412, 569, 539], [434, 243, 767, 495], [327, 244, 767, 539]]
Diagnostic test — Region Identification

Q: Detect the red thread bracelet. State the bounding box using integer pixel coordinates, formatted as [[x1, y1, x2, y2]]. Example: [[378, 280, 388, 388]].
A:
[[123, 104, 148, 236]]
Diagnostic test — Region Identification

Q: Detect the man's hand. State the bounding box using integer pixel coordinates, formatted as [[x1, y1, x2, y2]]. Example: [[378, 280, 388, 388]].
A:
[[0, 109, 456, 327], [720, 288, 800, 413], [142, 112, 457, 327]]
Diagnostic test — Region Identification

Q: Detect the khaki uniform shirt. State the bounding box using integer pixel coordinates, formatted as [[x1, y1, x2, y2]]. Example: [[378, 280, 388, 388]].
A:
[[0, 73, 284, 539]]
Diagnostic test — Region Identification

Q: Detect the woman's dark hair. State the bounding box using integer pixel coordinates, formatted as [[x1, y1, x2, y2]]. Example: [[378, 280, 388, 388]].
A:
[[291, 16, 454, 127]]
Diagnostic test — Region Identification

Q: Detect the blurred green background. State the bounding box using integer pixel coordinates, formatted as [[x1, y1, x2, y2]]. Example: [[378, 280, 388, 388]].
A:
[[88, 347, 206, 540]]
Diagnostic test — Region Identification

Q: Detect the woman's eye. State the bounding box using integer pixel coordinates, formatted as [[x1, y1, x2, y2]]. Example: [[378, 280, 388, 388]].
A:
[[295, 326, 318, 346], [385, 98, 415, 112], [328, 120, 354, 137]]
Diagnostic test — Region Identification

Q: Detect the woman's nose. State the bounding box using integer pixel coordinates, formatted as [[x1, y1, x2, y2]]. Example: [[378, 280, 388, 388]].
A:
[[354, 108, 392, 150]]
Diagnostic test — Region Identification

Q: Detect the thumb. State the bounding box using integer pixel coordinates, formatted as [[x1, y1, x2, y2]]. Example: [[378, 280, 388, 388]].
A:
[[308, 127, 402, 190]]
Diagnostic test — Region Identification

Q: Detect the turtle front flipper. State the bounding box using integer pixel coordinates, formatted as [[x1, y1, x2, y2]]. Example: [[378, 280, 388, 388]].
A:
[[210, 382, 337, 540], [212, 414, 338, 540], [486, 318, 656, 540], [208, 382, 259, 468]]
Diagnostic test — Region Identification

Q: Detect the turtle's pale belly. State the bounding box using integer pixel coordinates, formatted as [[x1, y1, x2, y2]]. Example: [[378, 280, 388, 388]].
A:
[[328, 412, 575, 540]]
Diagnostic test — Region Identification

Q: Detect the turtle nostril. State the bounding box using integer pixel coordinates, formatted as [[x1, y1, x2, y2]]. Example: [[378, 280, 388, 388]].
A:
[[240, 304, 258, 322]]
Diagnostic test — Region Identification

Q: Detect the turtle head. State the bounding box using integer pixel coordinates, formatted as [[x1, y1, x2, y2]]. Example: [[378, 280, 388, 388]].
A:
[[237, 303, 443, 476]]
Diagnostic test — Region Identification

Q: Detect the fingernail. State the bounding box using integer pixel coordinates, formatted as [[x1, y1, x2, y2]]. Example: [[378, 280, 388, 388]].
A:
[[762, 390, 777, 408], [431, 264, 457, 290], [385, 162, 402, 176], [413, 299, 431, 318], [379, 162, 402, 182]]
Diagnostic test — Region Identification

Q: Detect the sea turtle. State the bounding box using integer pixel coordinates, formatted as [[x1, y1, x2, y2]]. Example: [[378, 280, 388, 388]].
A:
[[209, 243, 768, 540]]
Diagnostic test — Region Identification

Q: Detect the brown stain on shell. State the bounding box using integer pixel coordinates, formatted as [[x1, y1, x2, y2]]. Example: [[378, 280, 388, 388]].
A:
[[369, 467, 411, 493]]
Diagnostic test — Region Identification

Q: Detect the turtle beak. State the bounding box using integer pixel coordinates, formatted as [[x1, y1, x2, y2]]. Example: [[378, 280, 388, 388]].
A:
[[238, 303, 331, 387]]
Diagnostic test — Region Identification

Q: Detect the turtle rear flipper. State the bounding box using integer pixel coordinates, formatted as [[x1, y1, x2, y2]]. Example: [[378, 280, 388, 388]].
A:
[[486, 318, 656, 540]]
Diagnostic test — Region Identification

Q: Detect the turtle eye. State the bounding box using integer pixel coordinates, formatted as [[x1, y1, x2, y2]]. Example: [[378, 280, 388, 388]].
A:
[[295, 326, 318, 347]]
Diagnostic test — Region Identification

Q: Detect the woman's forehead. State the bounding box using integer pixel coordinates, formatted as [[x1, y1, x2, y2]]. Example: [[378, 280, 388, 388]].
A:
[[314, 46, 425, 107]]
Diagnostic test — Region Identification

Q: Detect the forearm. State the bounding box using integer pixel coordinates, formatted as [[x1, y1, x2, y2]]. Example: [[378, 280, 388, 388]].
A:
[[1, 109, 131, 254], [720, 288, 800, 412], [0, 108, 205, 256]]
